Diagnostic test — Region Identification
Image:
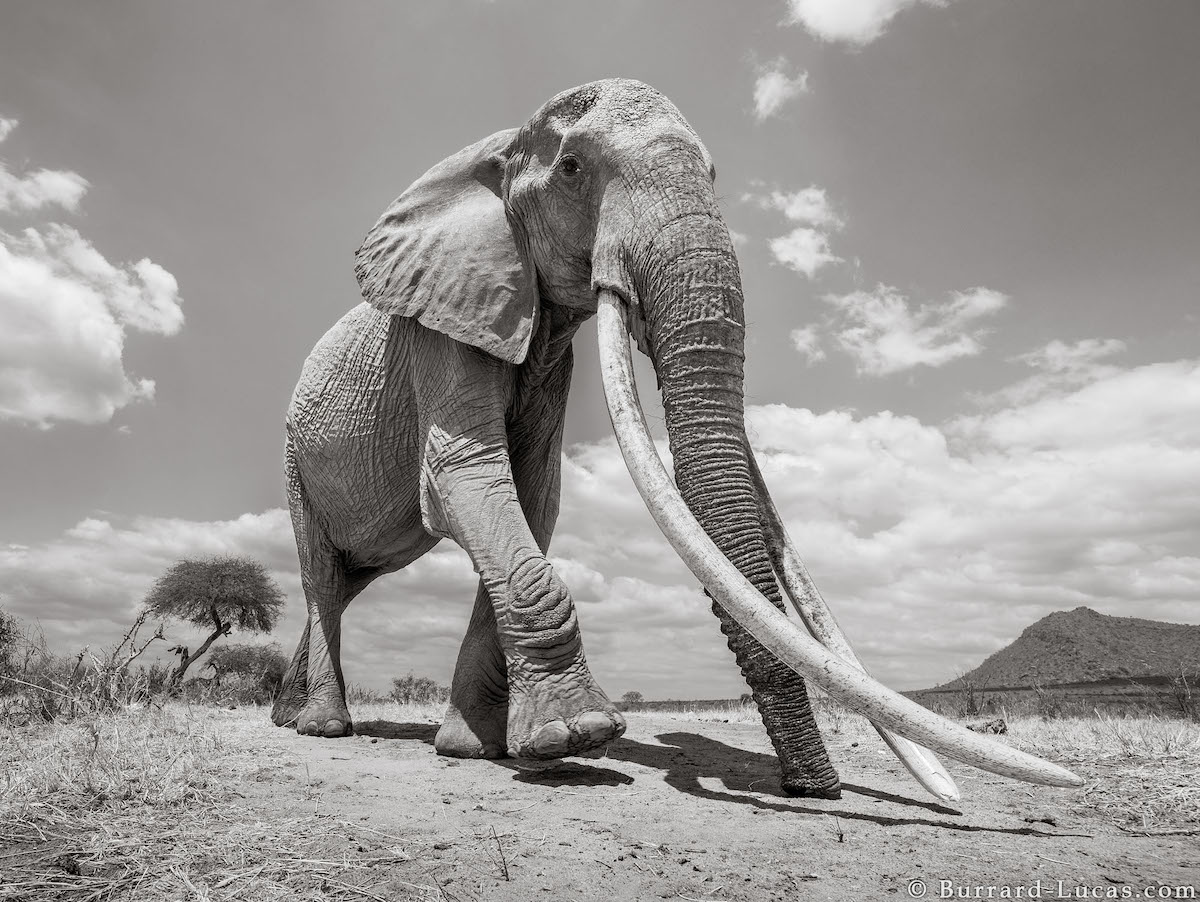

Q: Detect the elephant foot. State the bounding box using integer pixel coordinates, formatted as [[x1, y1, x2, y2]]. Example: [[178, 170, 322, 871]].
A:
[[780, 770, 842, 799], [271, 690, 307, 728], [295, 701, 354, 738], [506, 670, 626, 759], [435, 704, 509, 759]]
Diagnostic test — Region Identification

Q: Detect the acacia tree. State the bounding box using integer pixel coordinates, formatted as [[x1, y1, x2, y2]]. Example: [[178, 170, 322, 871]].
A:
[[143, 556, 285, 687]]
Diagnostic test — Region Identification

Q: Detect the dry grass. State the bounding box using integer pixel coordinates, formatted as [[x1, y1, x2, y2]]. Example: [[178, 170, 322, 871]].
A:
[[0, 702, 449, 901], [1009, 713, 1200, 833]]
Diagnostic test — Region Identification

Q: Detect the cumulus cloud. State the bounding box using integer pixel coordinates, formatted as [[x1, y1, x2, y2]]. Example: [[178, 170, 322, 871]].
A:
[[0, 119, 89, 213], [752, 185, 842, 230], [785, 0, 951, 46], [768, 228, 841, 279], [0, 120, 183, 427], [819, 284, 1007, 375], [790, 324, 826, 364], [746, 184, 844, 279], [5, 348, 1198, 694], [753, 58, 809, 120]]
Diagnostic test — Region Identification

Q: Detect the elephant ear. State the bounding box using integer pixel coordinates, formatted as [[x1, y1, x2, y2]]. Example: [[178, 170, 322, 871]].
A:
[[354, 128, 539, 364]]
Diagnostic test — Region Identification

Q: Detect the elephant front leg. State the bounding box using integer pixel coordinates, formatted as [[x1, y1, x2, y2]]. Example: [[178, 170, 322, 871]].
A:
[[423, 426, 625, 760], [435, 582, 509, 758]]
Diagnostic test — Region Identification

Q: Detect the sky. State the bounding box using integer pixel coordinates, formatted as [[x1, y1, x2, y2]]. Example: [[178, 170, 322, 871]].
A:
[[1, 0, 1198, 698]]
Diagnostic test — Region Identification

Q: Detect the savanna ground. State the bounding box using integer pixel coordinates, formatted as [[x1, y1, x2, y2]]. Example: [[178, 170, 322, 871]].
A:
[[2, 699, 1198, 902]]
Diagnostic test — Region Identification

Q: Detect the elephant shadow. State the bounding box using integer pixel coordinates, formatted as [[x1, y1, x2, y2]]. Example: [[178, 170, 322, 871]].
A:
[[347, 721, 1064, 836], [355, 719, 439, 742]]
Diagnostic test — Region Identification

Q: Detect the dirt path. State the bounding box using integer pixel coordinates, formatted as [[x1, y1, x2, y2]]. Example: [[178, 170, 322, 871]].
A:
[[234, 712, 1197, 901]]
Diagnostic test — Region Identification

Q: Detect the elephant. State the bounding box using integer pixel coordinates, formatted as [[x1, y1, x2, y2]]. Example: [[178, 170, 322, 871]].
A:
[[271, 78, 1081, 801]]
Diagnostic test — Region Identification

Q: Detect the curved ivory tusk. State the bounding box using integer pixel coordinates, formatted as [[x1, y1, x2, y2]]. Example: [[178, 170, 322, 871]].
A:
[[748, 455, 961, 803], [596, 290, 1083, 789]]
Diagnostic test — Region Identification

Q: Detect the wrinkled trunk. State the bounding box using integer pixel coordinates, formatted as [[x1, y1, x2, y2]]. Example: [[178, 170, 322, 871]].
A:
[[638, 212, 841, 797]]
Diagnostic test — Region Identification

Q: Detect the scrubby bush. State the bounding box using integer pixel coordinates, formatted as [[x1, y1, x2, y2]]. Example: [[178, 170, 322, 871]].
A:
[[0, 612, 166, 723], [389, 673, 449, 705]]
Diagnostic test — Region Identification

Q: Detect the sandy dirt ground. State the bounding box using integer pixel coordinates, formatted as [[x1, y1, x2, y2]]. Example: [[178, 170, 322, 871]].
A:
[[229, 711, 1198, 901]]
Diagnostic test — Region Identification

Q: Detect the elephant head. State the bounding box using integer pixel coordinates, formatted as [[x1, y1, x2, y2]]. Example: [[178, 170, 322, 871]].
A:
[[353, 79, 1081, 796]]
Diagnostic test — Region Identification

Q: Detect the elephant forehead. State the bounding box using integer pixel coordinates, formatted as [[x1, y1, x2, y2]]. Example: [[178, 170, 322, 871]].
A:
[[536, 78, 691, 132], [532, 79, 711, 169]]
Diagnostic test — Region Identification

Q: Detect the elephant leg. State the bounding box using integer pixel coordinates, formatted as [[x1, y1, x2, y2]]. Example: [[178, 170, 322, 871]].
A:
[[434, 581, 509, 758], [271, 618, 310, 727], [435, 346, 574, 759], [418, 338, 622, 760], [284, 436, 361, 738]]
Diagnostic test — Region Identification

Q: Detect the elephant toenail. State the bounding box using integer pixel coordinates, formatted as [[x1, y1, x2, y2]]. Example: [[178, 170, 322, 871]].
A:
[[323, 720, 344, 737], [531, 720, 571, 757], [575, 711, 615, 741]]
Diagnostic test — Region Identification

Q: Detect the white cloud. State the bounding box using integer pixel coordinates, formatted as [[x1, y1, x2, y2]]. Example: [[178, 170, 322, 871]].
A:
[[768, 227, 842, 278], [749, 185, 842, 229], [0, 121, 183, 427], [821, 284, 1007, 375], [0, 226, 184, 426], [753, 58, 809, 120], [785, 0, 950, 46], [3, 349, 1199, 694], [747, 184, 844, 278], [790, 324, 826, 364], [0, 119, 89, 214], [976, 338, 1127, 407]]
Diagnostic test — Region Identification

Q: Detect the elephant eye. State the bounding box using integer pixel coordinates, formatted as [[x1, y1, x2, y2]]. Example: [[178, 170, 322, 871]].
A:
[[559, 155, 581, 176]]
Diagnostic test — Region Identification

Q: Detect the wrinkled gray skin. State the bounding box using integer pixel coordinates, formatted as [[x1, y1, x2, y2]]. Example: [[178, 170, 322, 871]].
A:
[[273, 79, 841, 797]]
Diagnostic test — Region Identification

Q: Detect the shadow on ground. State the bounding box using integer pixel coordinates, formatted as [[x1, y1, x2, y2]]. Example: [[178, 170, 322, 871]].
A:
[[346, 720, 1080, 836], [354, 720, 438, 742]]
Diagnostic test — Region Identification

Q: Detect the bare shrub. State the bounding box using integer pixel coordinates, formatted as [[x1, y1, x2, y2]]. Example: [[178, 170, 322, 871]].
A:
[[1171, 665, 1198, 722], [0, 613, 165, 724]]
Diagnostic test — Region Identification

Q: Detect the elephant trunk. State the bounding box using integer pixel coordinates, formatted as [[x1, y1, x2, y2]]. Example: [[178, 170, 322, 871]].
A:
[[633, 213, 841, 797]]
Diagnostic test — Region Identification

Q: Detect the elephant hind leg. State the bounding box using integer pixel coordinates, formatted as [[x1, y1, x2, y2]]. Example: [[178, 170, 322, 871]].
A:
[[435, 581, 509, 758], [283, 434, 363, 738], [271, 618, 310, 727]]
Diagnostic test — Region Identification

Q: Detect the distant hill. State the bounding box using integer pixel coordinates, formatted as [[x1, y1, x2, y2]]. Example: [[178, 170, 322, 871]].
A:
[[928, 607, 1200, 691]]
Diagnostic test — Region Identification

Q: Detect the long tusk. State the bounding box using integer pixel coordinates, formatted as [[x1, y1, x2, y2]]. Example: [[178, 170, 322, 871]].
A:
[[748, 454, 961, 804], [596, 290, 1083, 789]]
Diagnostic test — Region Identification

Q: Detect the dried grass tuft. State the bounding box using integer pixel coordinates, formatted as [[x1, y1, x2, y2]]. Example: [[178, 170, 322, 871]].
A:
[[0, 704, 445, 901]]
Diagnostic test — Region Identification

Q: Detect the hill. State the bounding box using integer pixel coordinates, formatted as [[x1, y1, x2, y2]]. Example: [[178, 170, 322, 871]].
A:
[[929, 606, 1200, 691]]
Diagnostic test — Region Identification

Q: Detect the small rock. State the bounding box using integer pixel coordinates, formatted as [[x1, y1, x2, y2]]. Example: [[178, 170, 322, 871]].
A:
[[1023, 812, 1058, 826], [965, 718, 1008, 734], [433, 841, 452, 850], [370, 738, 378, 744]]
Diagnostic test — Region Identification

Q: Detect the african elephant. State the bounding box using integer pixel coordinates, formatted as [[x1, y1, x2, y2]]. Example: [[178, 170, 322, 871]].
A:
[[272, 79, 1081, 801]]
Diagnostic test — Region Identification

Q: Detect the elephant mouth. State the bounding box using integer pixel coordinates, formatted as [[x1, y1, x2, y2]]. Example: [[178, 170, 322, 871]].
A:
[[595, 288, 1084, 794]]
